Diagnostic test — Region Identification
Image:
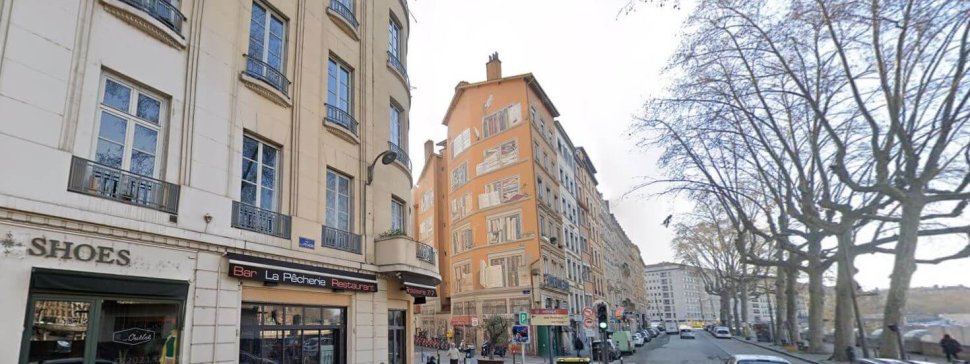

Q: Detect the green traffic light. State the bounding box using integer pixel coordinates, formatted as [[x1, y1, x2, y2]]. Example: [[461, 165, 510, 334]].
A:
[[599, 322, 607, 329]]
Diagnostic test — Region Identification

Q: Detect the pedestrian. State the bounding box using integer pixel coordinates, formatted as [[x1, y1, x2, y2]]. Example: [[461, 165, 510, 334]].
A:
[[573, 335, 585, 357], [941, 334, 962, 362], [447, 343, 461, 364]]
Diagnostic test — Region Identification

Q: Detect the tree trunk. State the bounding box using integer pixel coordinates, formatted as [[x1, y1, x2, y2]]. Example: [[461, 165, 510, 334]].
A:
[[832, 230, 856, 361], [720, 290, 732, 328], [732, 289, 742, 334], [879, 201, 924, 358], [740, 278, 749, 336], [786, 259, 800, 344], [775, 266, 788, 345], [807, 265, 826, 353]]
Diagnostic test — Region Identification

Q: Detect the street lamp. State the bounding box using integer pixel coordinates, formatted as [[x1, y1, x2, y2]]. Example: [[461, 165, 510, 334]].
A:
[[366, 150, 398, 185]]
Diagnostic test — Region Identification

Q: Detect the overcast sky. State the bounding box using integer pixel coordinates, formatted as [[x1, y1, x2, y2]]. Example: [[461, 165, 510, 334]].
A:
[[404, 0, 968, 290]]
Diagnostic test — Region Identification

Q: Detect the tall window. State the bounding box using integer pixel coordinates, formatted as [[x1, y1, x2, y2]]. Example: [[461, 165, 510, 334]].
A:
[[451, 163, 468, 190], [452, 225, 473, 254], [389, 104, 402, 146], [388, 18, 401, 58], [247, 2, 285, 85], [420, 189, 433, 212], [95, 77, 164, 177], [391, 198, 405, 232], [326, 170, 353, 231], [490, 255, 523, 287], [327, 58, 352, 113], [450, 193, 471, 222], [486, 212, 522, 244], [241, 136, 279, 211], [454, 262, 472, 293]]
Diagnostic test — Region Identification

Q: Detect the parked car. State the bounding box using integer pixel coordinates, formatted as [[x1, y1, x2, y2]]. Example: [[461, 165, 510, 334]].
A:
[[592, 340, 619, 362], [680, 328, 696, 339], [714, 326, 732, 339], [633, 333, 645, 347], [612, 331, 635, 355], [855, 359, 936, 364], [727, 354, 791, 364], [648, 328, 660, 338]]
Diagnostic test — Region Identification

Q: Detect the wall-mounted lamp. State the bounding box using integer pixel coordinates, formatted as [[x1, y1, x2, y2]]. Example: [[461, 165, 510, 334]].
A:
[[366, 150, 398, 185]]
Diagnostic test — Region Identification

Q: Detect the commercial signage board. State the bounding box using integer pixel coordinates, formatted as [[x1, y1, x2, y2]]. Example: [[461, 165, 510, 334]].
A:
[[227, 253, 378, 292], [404, 285, 437, 298], [518, 312, 530, 325], [530, 309, 569, 326], [530, 308, 568, 315], [451, 315, 473, 326], [512, 325, 530, 344], [614, 307, 625, 319]]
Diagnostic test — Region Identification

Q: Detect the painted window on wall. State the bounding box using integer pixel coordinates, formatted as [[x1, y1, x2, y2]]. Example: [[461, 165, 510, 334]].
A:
[[479, 175, 525, 209], [419, 218, 432, 241], [486, 212, 522, 244], [482, 103, 522, 138], [450, 193, 472, 222], [420, 189, 433, 212], [451, 162, 468, 190], [452, 225, 473, 254], [452, 129, 471, 157], [476, 139, 518, 175]]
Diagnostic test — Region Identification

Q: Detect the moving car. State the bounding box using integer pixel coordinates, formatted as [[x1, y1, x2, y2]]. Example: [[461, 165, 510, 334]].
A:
[[592, 340, 619, 362], [679, 328, 696, 339], [727, 354, 791, 364], [714, 326, 732, 339]]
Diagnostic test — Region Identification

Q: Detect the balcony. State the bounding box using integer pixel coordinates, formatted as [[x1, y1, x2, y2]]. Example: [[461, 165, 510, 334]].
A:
[[328, 0, 359, 30], [231, 201, 291, 239], [100, 0, 186, 49], [245, 55, 289, 95], [67, 156, 180, 214], [324, 104, 359, 142], [541, 273, 570, 292], [387, 51, 409, 87], [321, 225, 362, 254], [387, 141, 411, 170], [374, 235, 441, 281]]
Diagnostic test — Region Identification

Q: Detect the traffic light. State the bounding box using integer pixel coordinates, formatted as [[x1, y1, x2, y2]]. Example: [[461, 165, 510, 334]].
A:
[[597, 303, 608, 330]]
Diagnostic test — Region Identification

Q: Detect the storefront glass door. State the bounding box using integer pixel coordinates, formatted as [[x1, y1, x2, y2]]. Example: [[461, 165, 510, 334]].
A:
[[388, 310, 406, 364], [240, 303, 345, 364], [24, 299, 91, 363]]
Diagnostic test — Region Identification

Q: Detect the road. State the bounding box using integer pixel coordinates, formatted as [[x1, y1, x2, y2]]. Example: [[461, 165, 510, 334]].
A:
[[620, 330, 815, 364]]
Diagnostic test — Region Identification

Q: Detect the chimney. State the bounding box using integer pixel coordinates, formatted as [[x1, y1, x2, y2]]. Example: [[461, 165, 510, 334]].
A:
[[486, 52, 502, 81], [424, 140, 434, 162]]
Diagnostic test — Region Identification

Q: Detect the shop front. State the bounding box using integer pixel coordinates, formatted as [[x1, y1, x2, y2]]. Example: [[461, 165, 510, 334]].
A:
[[2, 225, 197, 364]]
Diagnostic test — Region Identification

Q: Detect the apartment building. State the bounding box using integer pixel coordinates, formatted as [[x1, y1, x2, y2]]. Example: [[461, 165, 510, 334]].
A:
[[553, 121, 585, 323], [645, 262, 721, 323], [0, 1, 438, 363], [575, 148, 607, 307], [601, 204, 648, 329]]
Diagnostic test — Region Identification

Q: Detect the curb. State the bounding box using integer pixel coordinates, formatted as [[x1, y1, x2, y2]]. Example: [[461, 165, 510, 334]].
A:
[[731, 337, 823, 364]]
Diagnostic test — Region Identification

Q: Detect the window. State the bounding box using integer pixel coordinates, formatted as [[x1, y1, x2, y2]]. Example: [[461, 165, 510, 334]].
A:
[[419, 218, 432, 241], [482, 103, 522, 138], [240, 304, 345, 364], [388, 17, 401, 58], [451, 163, 468, 190], [241, 136, 280, 211], [486, 212, 521, 244], [326, 169, 353, 231], [391, 198, 405, 232], [452, 225, 473, 254], [420, 189, 433, 212], [476, 139, 519, 175], [533, 141, 540, 160], [247, 2, 286, 91], [453, 262, 472, 293], [327, 58, 353, 114], [389, 103, 403, 146], [388, 310, 405, 364], [450, 193, 472, 222], [479, 175, 521, 208], [95, 76, 164, 177], [482, 300, 508, 315], [530, 106, 537, 125], [489, 254, 523, 287], [452, 129, 471, 157]]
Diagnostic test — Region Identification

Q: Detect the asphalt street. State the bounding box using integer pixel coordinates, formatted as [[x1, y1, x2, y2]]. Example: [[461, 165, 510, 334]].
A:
[[618, 330, 816, 364]]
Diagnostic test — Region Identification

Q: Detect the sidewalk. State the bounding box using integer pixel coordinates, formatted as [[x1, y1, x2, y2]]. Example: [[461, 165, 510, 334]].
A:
[[414, 351, 616, 364], [732, 337, 953, 364]]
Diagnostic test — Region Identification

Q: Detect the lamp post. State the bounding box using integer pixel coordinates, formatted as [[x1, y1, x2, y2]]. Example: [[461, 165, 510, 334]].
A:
[[366, 150, 398, 185]]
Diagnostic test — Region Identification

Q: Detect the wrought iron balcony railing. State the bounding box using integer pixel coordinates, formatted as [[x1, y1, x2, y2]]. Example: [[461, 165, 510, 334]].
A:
[[120, 0, 186, 35], [387, 51, 409, 86], [542, 273, 570, 291], [245, 55, 290, 96], [329, 0, 359, 29], [231, 201, 292, 239], [67, 156, 180, 214], [322, 225, 362, 254], [387, 141, 411, 170], [416, 241, 435, 264], [325, 104, 359, 136]]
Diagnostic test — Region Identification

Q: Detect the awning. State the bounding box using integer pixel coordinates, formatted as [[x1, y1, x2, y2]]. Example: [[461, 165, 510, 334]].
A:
[[30, 268, 189, 299], [399, 273, 438, 297], [226, 253, 378, 293]]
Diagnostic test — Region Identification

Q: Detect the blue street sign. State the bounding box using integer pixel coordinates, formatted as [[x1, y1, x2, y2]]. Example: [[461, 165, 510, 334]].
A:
[[299, 237, 315, 249]]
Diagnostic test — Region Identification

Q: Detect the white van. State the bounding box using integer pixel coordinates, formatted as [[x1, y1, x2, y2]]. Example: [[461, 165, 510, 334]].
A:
[[714, 326, 732, 338]]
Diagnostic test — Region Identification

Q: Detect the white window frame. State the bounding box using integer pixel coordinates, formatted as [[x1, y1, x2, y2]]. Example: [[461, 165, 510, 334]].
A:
[[327, 57, 353, 114], [249, 1, 286, 71], [391, 197, 406, 232], [389, 102, 403, 146], [240, 135, 280, 211], [486, 211, 522, 244], [94, 75, 166, 177], [326, 169, 354, 231], [388, 15, 402, 58], [452, 224, 473, 254]]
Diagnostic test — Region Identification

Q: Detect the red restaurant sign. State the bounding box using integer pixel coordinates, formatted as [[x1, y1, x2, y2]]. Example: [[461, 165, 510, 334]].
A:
[[530, 308, 568, 315]]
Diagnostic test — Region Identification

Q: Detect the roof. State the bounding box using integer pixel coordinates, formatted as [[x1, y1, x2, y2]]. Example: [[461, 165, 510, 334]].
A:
[[441, 73, 560, 126]]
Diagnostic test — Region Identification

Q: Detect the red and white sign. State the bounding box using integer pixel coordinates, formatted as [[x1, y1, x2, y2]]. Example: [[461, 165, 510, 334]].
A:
[[451, 315, 473, 326], [614, 307, 625, 319], [582, 307, 594, 319], [530, 308, 568, 315], [583, 317, 595, 328]]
